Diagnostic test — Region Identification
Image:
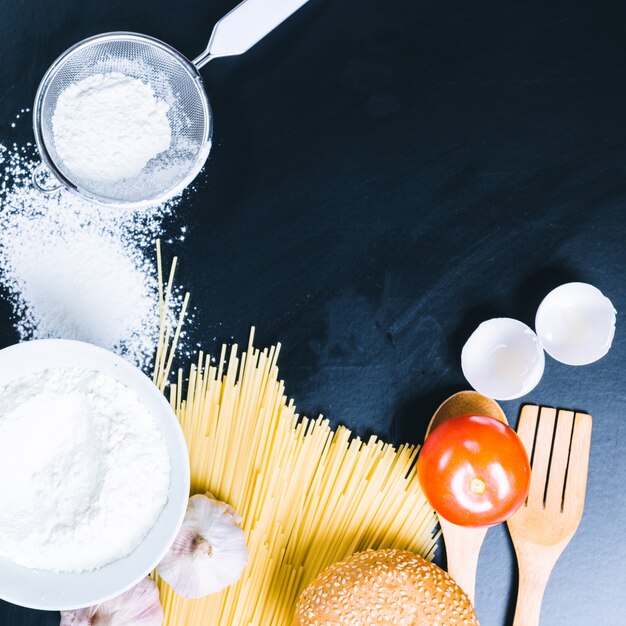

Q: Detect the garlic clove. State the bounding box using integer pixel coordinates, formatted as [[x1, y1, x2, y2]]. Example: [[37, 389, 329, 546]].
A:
[[60, 577, 163, 626], [157, 492, 248, 599]]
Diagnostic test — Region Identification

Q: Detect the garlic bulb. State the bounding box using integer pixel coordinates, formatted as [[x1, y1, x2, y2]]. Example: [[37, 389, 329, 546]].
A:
[[60, 577, 163, 626], [157, 492, 248, 599]]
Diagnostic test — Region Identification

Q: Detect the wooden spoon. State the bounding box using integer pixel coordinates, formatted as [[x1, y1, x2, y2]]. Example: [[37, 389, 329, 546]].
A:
[[425, 390, 508, 604]]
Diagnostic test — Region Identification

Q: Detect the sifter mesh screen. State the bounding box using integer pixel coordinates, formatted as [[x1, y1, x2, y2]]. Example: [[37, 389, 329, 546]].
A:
[[34, 33, 212, 207]]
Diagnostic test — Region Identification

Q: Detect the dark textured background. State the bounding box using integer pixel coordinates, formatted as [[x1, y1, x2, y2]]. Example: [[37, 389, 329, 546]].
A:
[[0, 0, 624, 624]]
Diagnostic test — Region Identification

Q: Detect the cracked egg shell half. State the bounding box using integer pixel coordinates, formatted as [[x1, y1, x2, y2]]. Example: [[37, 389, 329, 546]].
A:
[[535, 282, 616, 366]]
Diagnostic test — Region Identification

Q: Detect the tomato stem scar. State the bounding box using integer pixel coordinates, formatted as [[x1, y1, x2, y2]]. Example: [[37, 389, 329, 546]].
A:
[[470, 477, 487, 495]]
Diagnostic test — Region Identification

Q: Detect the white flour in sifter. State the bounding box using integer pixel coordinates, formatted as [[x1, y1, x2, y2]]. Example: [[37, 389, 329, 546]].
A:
[[52, 72, 172, 183], [0, 367, 171, 572]]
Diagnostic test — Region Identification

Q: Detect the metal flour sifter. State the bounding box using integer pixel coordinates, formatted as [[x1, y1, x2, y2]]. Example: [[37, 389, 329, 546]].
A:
[[32, 0, 310, 208]]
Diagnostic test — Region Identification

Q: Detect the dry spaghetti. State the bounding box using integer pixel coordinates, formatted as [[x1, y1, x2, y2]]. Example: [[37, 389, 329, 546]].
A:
[[153, 296, 439, 625]]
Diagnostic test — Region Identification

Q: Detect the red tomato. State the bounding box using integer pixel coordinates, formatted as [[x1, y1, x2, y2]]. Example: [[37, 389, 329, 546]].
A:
[[417, 414, 530, 527]]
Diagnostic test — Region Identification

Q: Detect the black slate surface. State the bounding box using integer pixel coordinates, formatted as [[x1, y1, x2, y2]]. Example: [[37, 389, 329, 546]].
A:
[[0, 0, 623, 624]]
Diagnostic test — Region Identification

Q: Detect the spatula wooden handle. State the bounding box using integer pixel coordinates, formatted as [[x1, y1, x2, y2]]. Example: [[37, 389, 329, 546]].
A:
[[512, 558, 553, 626]]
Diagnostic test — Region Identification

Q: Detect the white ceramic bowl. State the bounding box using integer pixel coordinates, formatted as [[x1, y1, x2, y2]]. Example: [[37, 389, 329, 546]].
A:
[[0, 339, 190, 610], [461, 318, 545, 400], [535, 282, 616, 366]]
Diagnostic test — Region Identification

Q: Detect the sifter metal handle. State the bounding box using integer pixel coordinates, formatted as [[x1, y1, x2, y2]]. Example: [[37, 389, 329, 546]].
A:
[[193, 0, 310, 69]]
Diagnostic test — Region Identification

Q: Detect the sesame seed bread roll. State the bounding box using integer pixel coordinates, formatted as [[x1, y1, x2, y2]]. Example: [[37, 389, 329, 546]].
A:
[[293, 549, 479, 625]]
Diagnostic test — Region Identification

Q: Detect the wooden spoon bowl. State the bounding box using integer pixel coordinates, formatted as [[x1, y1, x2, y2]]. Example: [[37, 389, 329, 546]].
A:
[[427, 390, 507, 437]]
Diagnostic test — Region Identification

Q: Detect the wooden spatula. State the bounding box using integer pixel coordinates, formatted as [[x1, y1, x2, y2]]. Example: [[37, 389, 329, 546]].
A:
[[507, 405, 592, 626]]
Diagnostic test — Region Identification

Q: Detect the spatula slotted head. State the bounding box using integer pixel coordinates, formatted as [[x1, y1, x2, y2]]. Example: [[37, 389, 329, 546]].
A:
[[508, 405, 592, 547]]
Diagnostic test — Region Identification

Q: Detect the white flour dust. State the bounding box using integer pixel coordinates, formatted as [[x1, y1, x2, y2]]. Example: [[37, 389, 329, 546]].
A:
[[0, 141, 187, 369], [0, 367, 171, 572], [52, 72, 172, 183]]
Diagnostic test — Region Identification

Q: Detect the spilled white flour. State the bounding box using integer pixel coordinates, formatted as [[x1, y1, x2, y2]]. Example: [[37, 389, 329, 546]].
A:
[[52, 72, 172, 183], [0, 367, 171, 572], [0, 142, 186, 369]]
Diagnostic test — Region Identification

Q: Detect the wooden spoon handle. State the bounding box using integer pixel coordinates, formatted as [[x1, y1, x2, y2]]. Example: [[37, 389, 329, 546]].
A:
[[512, 560, 552, 626], [439, 518, 488, 605]]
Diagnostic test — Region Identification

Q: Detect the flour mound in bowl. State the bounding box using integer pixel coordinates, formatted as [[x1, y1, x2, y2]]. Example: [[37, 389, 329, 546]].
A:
[[0, 367, 171, 572]]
